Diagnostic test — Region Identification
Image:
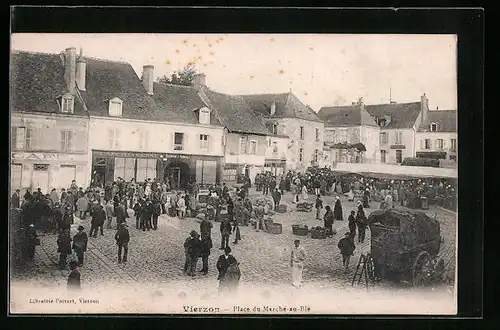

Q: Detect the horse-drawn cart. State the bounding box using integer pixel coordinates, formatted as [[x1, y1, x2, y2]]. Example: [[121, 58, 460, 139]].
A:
[[368, 208, 445, 286]]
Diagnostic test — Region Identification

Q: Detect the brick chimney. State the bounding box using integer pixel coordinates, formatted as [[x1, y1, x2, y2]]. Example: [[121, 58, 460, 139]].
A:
[[75, 47, 86, 91], [421, 93, 429, 122], [64, 47, 77, 94], [142, 65, 154, 95], [193, 73, 206, 89]]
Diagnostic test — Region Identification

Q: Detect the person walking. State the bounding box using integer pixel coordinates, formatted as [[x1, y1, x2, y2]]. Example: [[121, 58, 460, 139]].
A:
[[338, 232, 356, 273], [169, 193, 178, 217], [356, 203, 368, 244], [183, 230, 198, 276], [216, 246, 238, 292], [57, 229, 72, 270], [334, 196, 344, 221], [290, 239, 306, 288], [188, 233, 201, 277], [140, 199, 152, 231], [315, 194, 323, 220], [151, 199, 161, 230], [90, 204, 105, 237], [105, 200, 115, 230], [133, 199, 142, 230], [200, 217, 213, 239], [199, 235, 213, 275], [348, 210, 357, 239], [177, 195, 186, 219], [160, 191, 168, 215], [72, 226, 88, 267], [324, 205, 335, 237], [115, 201, 128, 228], [77, 194, 89, 220], [220, 218, 232, 250], [272, 188, 282, 212], [232, 218, 241, 245], [23, 224, 38, 261], [67, 260, 81, 291], [115, 222, 130, 264]]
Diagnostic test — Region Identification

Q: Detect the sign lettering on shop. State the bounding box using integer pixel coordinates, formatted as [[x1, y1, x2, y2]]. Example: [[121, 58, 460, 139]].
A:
[[166, 154, 190, 159], [92, 150, 163, 158]]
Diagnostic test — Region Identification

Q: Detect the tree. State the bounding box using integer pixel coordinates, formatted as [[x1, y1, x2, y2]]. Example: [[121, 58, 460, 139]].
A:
[[156, 64, 198, 86]]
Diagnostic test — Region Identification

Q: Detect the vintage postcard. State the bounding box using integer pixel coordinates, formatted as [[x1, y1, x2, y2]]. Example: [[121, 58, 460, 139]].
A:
[[9, 33, 458, 315]]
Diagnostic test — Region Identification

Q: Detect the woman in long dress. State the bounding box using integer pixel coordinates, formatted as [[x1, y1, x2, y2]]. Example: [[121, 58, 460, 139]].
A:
[[301, 185, 309, 201], [333, 196, 343, 220]]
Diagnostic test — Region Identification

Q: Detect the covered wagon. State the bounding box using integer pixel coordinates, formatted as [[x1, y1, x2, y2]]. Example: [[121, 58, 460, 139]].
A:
[[368, 208, 444, 286]]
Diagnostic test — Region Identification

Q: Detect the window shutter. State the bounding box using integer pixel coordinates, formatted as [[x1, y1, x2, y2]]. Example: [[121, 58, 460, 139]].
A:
[[27, 128, 35, 150], [420, 139, 424, 149], [11, 127, 17, 150], [115, 129, 121, 148], [60, 130, 65, 151], [442, 139, 446, 149]]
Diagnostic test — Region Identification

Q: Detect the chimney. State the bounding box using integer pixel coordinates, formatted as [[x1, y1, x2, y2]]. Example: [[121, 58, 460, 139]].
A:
[[64, 47, 77, 94], [421, 93, 429, 121], [142, 65, 154, 95], [358, 97, 364, 106], [75, 48, 86, 91], [193, 73, 206, 89]]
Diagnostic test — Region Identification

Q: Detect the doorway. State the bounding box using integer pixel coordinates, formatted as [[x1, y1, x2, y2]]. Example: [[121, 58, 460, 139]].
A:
[[396, 150, 403, 164], [92, 157, 107, 187], [164, 160, 190, 190], [32, 164, 49, 194]]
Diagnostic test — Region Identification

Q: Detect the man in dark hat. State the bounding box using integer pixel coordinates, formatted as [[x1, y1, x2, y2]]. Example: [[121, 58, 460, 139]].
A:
[[219, 218, 232, 250], [90, 204, 106, 237], [72, 225, 88, 267], [11, 189, 20, 209], [337, 232, 356, 273], [216, 246, 238, 291], [183, 230, 200, 276], [115, 222, 130, 264]]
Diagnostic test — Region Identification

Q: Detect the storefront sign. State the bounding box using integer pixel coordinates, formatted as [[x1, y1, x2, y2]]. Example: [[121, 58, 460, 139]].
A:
[[92, 150, 163, 159], [166, 154, 190, 160], [390, 145, 406, 149]]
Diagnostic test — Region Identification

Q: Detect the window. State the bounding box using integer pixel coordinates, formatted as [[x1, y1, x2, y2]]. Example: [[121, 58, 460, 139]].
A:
[[299, 148, 304, 162], [12, 127, 25, 149], [124, 158, 136, 181], [60, 130, 73, 152], [396, 150, 403, 164], [109, 129, 121, 149], [267, 139, 272, 147], [139, 130, 149, 150], [11, 164, 22, 189], [315, 128, 320, 141], [135, 158, 157, 182], [61, 95, 74, 113], [272, 142, 278, 155], [380, 150, 387, 163], [424, 139, 431, 150], [200, 134, 209, 151], [380, 132, 388, 144], [239, 136, 248, 154], [450, 138, 457, 151], [199, 108, 210, 125], [174, 132, 184, 150], [223, 168, 237, 181], [395, 131, 403, 144], [314, 149, 319, 162], [430, 123, 438, 132], [300, 126, 304, 140], [437, 139, 444, 150], [109, 98, 123, 117], [337, 129, 348, 143], [272, 124, 278, 135], [378, 118, 387, 127], [249, 140, 257, 155], [325, 130, 335, 143]]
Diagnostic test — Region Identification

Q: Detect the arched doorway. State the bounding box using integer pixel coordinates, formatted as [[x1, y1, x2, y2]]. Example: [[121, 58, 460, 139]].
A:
[[164, 160, 191, 190]]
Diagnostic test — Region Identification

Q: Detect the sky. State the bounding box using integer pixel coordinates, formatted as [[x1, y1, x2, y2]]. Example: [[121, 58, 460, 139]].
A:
[[11, 34, 457, 111]]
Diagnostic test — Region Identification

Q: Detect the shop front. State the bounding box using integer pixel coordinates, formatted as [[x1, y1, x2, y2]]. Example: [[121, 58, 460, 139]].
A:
[[263, 159, 287, 177], [11, 152, 88, 194], [91, 150, 222, 189]]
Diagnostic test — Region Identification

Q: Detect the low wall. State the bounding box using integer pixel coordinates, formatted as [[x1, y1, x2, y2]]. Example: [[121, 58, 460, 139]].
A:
[[333, 163, 458, 179]]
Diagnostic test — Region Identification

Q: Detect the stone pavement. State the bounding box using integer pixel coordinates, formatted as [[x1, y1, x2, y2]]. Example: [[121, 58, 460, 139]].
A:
[[11, 188, 456, 293]]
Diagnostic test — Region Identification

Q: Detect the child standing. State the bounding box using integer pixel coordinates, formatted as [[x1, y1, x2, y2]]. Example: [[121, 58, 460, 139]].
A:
[[315, 194, 323, 220], [348, 210, 357, 239], [67, 260, 81, 291], [337, 232, 356, 273]]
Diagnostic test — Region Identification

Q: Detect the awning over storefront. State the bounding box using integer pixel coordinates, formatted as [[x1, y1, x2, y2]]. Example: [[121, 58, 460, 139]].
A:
[[325, 142, 366, 151]]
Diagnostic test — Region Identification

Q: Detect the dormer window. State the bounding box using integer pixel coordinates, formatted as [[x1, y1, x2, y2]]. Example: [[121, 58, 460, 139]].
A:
[[61, 94, 74, 113], [270, 102, 276, 116], [198, 107, 211, 125], [109, 97, 123, 117], [430, 123, 438, 132], [377, 118, 386, 127]]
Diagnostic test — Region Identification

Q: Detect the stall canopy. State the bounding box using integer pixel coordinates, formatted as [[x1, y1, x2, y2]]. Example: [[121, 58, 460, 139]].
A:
[[326, 142, 367, 152]]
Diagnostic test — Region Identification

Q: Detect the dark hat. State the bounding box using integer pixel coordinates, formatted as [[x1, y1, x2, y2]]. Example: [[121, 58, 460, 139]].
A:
[[69, 260, 78, 269], [294, 239, 300, 243], [224, 246, 231, 254], [77, 225, 84, 231], [345, 232, 351, 236], [190, 230, 197, 237]]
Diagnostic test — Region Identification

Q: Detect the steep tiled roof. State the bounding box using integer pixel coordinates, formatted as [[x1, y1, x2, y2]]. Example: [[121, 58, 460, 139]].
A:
[[201, 87, 270, 135], [317, 105, 378, 127], [10, 51, 86, 115], [240, 92, 323, 122], [418, 110, 457, 132], [365, 102, 422, 129], [152, 83, 221, 126]]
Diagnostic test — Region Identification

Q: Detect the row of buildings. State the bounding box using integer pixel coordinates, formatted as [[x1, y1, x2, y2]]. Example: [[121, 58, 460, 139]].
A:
[[10, 47, 457, 192]]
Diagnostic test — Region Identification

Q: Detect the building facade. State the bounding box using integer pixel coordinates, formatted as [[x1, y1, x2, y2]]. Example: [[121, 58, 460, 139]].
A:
[[11, 49, 91, 194], [415, 109, 457, 162]]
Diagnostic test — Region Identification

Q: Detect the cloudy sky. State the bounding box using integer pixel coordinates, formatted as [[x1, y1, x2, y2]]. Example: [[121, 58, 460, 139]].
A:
[[11, 34, 457, 111]]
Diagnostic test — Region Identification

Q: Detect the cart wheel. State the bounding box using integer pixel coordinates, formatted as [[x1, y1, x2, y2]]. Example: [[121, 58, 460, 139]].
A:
[[412, 251, 432, 287]]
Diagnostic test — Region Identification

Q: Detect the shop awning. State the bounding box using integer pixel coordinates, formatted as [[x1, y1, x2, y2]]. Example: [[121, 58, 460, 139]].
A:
[[326, 142, 367, 151]]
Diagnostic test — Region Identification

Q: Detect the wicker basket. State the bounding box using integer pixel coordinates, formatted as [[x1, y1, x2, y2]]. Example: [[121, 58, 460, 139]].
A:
[[292, 225, 309, 236], [310, 228, 327, 239], [268, 223, 282, 234]]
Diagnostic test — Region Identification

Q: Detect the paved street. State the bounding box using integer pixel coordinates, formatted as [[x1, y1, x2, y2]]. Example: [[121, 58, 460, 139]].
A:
[[11, 188, 456, 297]]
